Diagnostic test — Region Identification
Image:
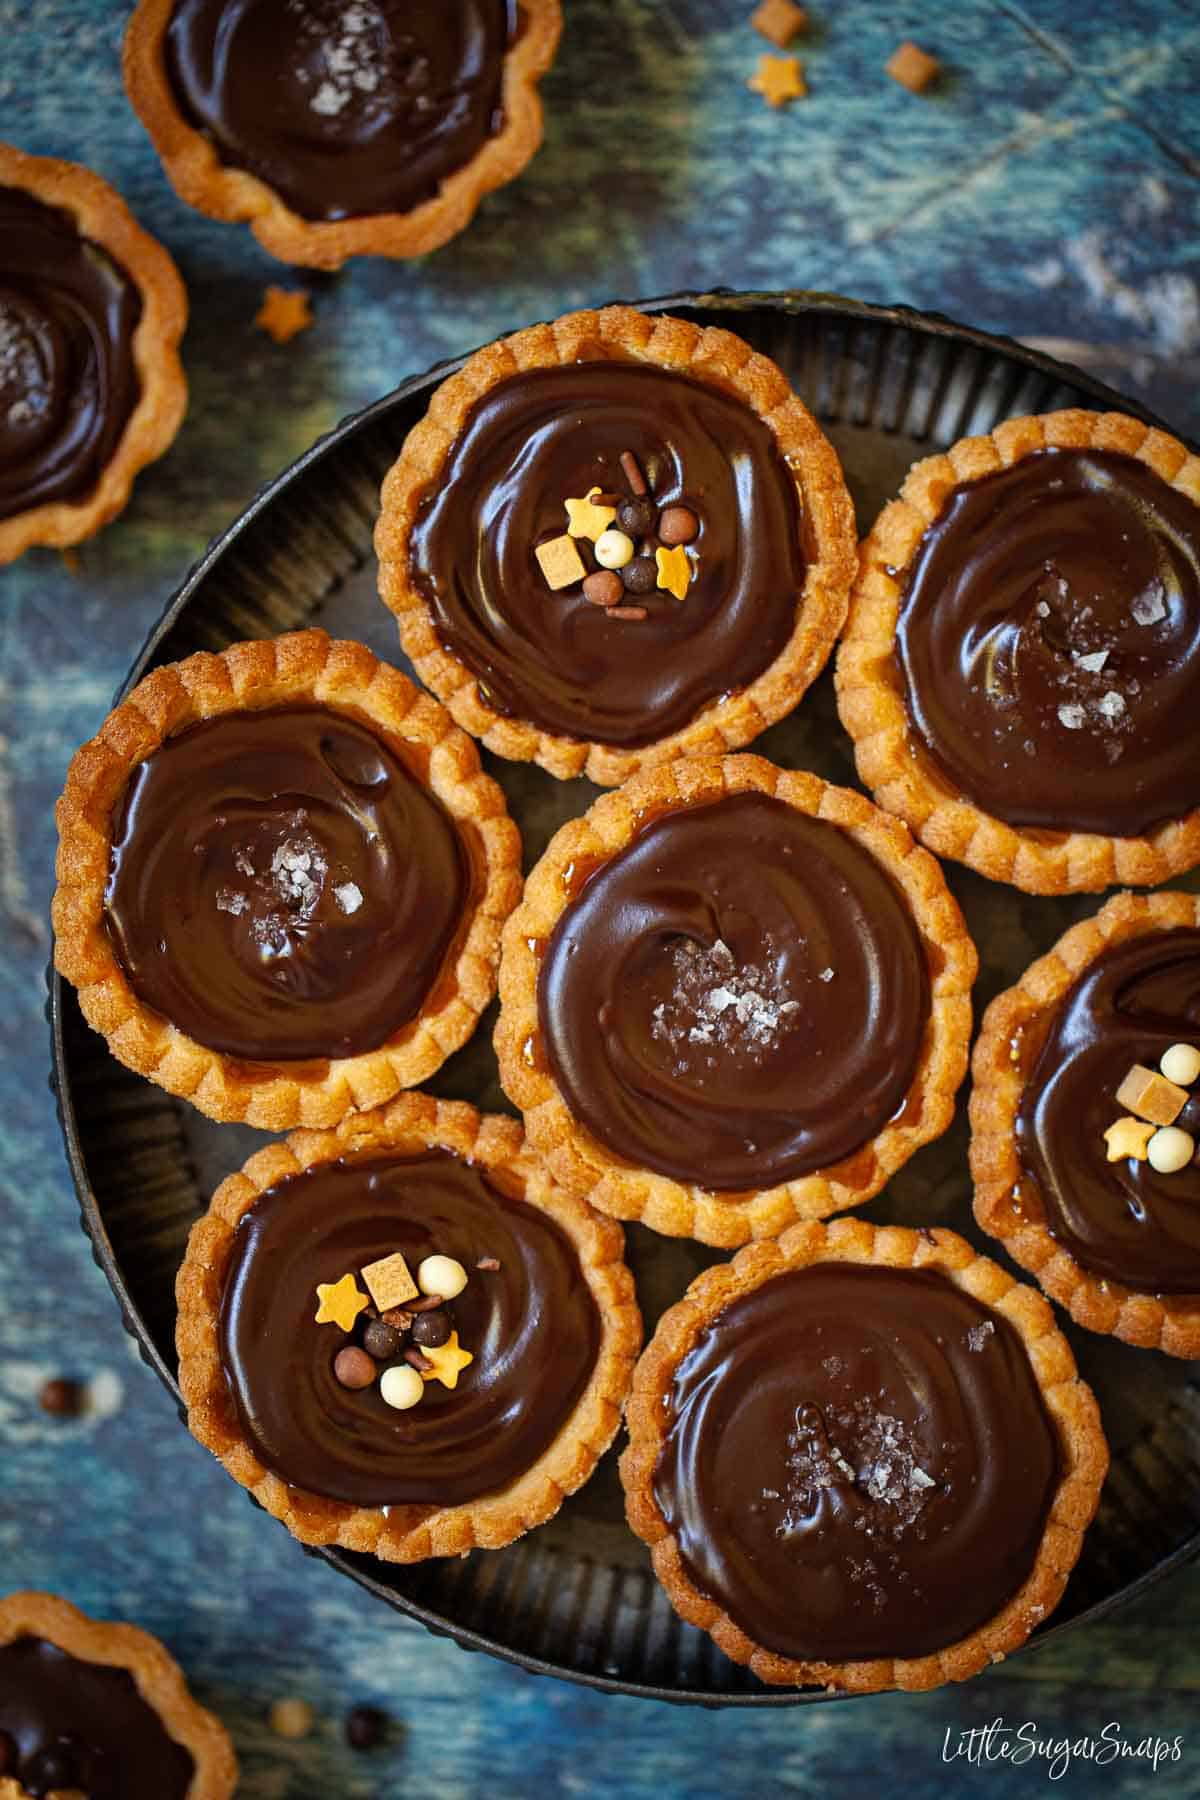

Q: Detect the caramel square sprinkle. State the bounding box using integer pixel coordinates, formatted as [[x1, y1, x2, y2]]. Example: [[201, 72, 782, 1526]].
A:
[[535, 533, 586, 591], [752, 0, 808, 48], [1115, 1063, 1189, 1128], [361, 1252, 419, 1313], [886, 41, 941, 92]]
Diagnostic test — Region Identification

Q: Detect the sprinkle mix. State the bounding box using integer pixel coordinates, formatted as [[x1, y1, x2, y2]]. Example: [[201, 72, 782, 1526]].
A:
[[535, 448, 701, 622], [1104, 1042, 1200, 1175], [314, 1247, 499, 1412]]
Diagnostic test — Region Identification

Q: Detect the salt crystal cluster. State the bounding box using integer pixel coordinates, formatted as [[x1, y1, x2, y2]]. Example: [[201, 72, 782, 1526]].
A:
[[0, 303, 49, 431], [292, 1, 385, 118], [773, 1398, 938, 1546], [650, 937, 800, 1057], [1036, 569, 1169, 756]]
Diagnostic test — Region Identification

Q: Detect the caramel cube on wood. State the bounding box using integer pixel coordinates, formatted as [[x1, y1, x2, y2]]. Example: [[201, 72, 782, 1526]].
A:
[[361, 1252, 419, 1312], [887, 41, 941, 92], [535, 533, 586, 591], [1115, 1063, 1188, 1127]]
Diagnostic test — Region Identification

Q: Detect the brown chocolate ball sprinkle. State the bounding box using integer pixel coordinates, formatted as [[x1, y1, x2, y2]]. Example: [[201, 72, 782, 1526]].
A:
[[617, 497, 657, 537], [412, 1307, 452, 1348], [345, 1703, 389, 1751], [363, 1319, 404, 1361], [622, 555, 658, 595], [582, 569, 623, 608], [659, 505, 700, 546], [39, 1377, 83, 1417], [333, 1347, 376, 1390]]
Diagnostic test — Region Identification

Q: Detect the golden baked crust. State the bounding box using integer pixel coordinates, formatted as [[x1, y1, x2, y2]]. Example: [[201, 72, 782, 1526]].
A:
[[0, 143, 187, 565], [835, 409, 1200, 894], [375, 305, 858, 785], [495, 752, 976, 1245], [52, 629, 521, 1130], [970, 889, 1200, 1357], [122, 0, 561, 269], [176, 1091, 642, 1559], [619, 1217, 1108, 1693], [0, 1591, 237, 1797]]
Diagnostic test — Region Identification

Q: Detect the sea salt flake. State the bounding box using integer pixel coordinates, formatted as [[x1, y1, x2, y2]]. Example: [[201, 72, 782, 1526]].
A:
[[1035, 600, 1050, 617], [233, 848, 255, 876], [1057, 703, 1087, 730], [910, 1466, 936, 1491], [1073, 649, 1108, 673], [1096, 689, 1126, 721], [966, 1321, 995, 1352], [334, 881, 363, 915], [215, 888, 248, 916], [311, 80, 350, 115], [1132, 590, 1167, 627], [819, 967, 834, 982]]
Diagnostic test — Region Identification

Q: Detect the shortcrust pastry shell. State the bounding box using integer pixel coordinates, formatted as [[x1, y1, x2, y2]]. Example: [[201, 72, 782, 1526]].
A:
[[495, 752, 977, 1246], [176, 1091, 643, 1560], [835, 409, 1200, 894], [375, 305, 858, 785], [970, 888, 1200, 1357], [122, 0, 562, 269], [52, 630, 521, 1131], [0, 1590, 237, 1797], [0, 143, 187, 565], [619, 1217, 1108, 1694]]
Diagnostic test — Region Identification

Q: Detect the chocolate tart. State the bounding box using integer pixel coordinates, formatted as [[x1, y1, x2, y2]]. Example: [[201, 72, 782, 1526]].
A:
[[122, 0, 561, 269], [176, 1091, 641, 1558], [375, 305, 857, 784], [52, 629, 520, 1130], [0, 1591, 236, 1799], [971, 890, 1200, 1357], [495, 752, 976, 1245], [836, 410, 1200, 893], [0, 143, 186, 565], [620, 1219, 1107, 1693]]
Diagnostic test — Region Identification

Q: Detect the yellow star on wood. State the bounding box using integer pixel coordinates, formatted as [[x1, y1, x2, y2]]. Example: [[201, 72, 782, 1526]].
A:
[[565, 486, 617, 541], [419, 1330, 475, 1390], [255, 285, 313, 344], [314, 1272, 369, 1331], [748, 53, 806, 108], [1103, 1117, 1155, 1163], [655, 543, 691, 600]]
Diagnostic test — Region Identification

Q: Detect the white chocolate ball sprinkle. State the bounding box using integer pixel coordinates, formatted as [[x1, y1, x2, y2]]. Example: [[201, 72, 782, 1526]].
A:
[[1160, 1043, 1200, 1087], [1147, 1125, 1195, 1174], [593, 528, 635, 570], [417, 1254, 468, 1299], [379, 1364, 425, 1410]]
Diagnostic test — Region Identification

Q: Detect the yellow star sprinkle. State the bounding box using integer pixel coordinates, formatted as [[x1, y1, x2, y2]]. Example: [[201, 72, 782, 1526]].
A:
[[314, 1272, 369, 1332], [1103, 1117, 1155, 1163], [564, 486, 617, 541], [747, 53, 806, 108], [655, 543, 691, 601], [254, 285, 313, 344], [419, 1331, 475, 1390]]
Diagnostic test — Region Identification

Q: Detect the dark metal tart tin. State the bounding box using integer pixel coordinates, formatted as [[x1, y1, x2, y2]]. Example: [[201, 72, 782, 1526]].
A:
[[50, 292, 1200, 1706]]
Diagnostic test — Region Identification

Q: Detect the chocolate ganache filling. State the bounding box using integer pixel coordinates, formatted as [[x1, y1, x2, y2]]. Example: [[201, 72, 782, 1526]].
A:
[[896, 449, 1200, 836], [408, 364, 807, 747], [1017, 928, 1200, 1292], [654, 1264, 1060, 1663], [166, 0, 516, 222], [219, 1149, 601, 1505], [538, 793, 930, 1189], [0, 185, 141, 522], [104, 704, 467, 1062], [0, 1636, 193, 1800]]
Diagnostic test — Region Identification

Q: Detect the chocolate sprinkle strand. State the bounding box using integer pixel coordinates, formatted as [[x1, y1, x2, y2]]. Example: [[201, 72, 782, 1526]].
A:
[[477, 1256, 501, 1271], [609, 605, 648, 620], [404, 1347, 434, 1373], [619, 449, 649, 496], [406, 1293, 447, 1313]]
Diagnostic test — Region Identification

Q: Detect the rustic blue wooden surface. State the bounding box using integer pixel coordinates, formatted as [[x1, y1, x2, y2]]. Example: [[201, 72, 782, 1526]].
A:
[[3, 2, 1200, 1794]]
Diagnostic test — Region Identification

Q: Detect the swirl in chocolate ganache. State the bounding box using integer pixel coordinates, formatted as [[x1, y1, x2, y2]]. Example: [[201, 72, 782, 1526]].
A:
[[0, 185, 141, 521], [104, 705, 467, 1062], [654, 1264, 1060, 1663], [218, 1150, 601, 1506], [538, 793, 930, 1189], [0, 1636, 193, 1800], [166, 0, 517, 222], [896, 449, 1200, 836], [408, 364, 808, 747], [1017, 928, 1200, 1292]]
